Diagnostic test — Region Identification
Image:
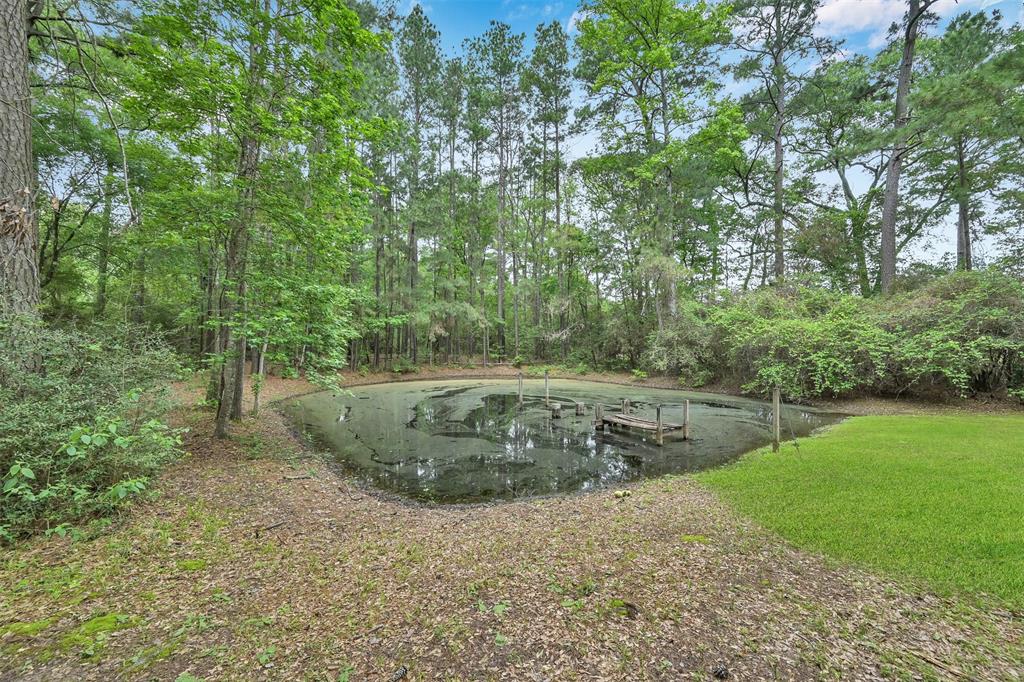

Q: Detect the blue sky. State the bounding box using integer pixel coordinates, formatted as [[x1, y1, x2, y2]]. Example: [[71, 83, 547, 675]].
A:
[[403, 0, 1023, 56], [399, 0, 575, 52]]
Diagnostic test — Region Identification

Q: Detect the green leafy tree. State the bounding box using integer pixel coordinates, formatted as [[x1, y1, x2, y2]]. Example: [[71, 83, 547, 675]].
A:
[[910, 12, 1024, 271]]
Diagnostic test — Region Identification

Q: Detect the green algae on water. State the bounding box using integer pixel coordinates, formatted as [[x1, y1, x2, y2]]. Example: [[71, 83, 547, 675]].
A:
[[285, 379, 841, 503]]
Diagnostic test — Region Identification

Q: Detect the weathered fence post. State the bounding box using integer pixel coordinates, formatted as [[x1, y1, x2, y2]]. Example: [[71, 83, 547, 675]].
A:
[[517, 371, 523, 407], [544, 369, 550, 406], [595, 403, 604, 431], [683, 400, 690, 441], [621, 398, 630, 414], [551, 402, 562, 419], [575, 402, 585, 416], [656, 405, 664, 446], [772, 386, 781, 452]]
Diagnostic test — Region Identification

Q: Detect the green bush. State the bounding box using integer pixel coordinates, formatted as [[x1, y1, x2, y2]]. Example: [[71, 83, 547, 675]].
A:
[[705, 271, 1024, 401], [642, 301, 712, 386], [712, 293, 891, 399], [391, 357, 419, 374], [880, 271, 1024, 397], [0, 316, 182, 540]]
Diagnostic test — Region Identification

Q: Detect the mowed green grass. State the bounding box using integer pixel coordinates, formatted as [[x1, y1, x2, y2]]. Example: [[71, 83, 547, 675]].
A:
[[698, 414, 1024, 607]]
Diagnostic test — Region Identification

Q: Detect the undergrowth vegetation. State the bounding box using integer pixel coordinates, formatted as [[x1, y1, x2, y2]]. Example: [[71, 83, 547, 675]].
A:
[[0, 317, 182, 540], [642, 270, 1024, 401]]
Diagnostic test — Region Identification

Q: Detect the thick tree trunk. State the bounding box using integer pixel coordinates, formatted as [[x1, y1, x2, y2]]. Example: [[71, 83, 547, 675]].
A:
[[879, 0, 924, 295], [0, 0, 40, 315]]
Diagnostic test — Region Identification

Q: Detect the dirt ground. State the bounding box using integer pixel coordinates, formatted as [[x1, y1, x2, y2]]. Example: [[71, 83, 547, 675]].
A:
[[2, 370, 1022, 681]]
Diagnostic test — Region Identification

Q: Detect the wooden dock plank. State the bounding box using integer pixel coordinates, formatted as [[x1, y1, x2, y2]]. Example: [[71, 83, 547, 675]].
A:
[[602, 413, 682, 432]]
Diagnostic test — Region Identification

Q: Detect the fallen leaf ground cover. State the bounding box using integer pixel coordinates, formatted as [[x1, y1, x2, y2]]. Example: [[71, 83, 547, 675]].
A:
[[2, 374, 1022, 680]]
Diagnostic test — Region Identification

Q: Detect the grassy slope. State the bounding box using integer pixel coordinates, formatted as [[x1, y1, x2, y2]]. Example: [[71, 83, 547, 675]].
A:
[[698, 414, 1024, 607]]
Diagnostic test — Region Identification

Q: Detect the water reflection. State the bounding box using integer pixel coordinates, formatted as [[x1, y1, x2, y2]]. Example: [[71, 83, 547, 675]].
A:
[[284, 379, 844, 503]]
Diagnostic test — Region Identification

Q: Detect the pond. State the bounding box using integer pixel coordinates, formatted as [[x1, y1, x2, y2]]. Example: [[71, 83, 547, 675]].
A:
[[284, 378, 843, 503]]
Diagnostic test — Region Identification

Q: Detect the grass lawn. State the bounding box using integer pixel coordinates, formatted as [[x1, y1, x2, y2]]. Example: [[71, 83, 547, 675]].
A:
[[698, 414, 1024, 607]]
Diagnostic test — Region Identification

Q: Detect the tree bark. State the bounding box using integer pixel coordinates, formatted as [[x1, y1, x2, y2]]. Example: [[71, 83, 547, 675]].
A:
[[771, 2, 786, 283], [215, 133, 259, 438], [496, 120, 507, 360], [1, 0, 40, 315], [955, 135, 972, 271], [879, 0, 927, 294]]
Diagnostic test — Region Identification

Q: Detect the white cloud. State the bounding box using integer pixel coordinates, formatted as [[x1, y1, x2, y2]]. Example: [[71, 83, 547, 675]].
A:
[[400, 0, 432, 15], [866, 29, 890, 49], [566, 9, 586, 33], [816, 0, 1004, 39], [816, 0, 905, 35]]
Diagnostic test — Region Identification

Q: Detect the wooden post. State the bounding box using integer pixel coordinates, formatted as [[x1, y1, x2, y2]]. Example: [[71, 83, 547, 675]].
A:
[[656, 405, 663, 446], [517, 371, 523, 406], [595, 403, 604, 430], [683, 400, 690, 441], [551, 402, 562, 419], [621, 398, 630, 414], [575, 402, 585, 416], [772, 386, 781, 452], [544, 369, 550, 406]]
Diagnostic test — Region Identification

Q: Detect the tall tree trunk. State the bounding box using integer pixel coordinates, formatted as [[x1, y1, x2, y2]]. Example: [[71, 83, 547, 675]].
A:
[[955, 135, 972, 271], [658, 70, 678, 316], [373, 229, 382, 369], [555, 119, 567, 355], [215, 133, 259, 438], [512, 252, 519, 358], [561, 188, 571, 360], [408, 215, 417, 362], [771, 4, 786, 283], [0, 0, 40, 315], [879, 0, 926, 295], [496, 133, 507, 360], [535, 121, 547, 360], [852, 212, 872, 297]]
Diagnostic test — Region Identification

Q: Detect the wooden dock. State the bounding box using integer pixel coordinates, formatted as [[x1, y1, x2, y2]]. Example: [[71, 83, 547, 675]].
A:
[[594, 401, 691, 445], [601, 413, 682, 432]]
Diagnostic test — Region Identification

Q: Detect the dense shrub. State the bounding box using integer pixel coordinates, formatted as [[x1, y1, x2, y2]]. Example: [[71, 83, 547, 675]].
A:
[[642, 301, 713, 386], [881, 271, 1024, 397], [0, 316, 182, 540], [712, 293, 892, 400], [701, 271, 1024, 401]]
